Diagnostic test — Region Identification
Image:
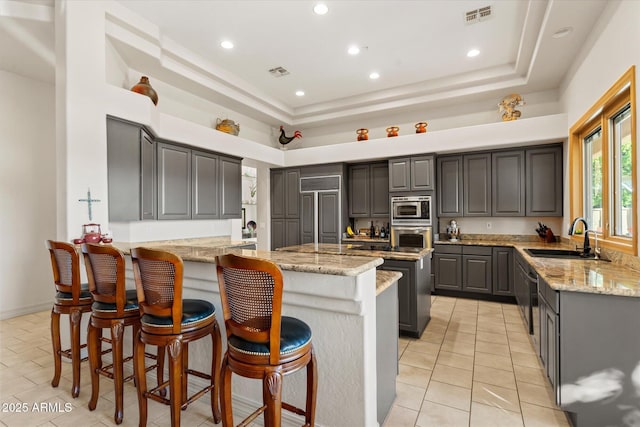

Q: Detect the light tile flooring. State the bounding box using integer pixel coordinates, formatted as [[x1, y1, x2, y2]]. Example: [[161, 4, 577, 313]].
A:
[[0, 297, 571, 426], [383, 295, 571, 427]]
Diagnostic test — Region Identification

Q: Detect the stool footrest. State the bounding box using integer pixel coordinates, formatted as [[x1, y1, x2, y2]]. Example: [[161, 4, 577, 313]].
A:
[[238, 405, 267, 427], [59, 343, 88, 362], [282, 402, 306, 416]]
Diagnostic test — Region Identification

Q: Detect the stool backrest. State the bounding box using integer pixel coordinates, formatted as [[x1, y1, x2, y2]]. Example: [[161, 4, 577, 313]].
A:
[[215, 254, 284, 365], [46, 240, 83, 303], [82, 243, 128, 314], [131, 247, 184, 334]]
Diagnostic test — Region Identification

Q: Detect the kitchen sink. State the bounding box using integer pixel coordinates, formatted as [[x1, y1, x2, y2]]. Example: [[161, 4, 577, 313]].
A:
[[524, 248, 609, 261]]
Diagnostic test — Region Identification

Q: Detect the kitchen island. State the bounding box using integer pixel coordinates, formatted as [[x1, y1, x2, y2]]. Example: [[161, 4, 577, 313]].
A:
[[115, 237, 396, 427]]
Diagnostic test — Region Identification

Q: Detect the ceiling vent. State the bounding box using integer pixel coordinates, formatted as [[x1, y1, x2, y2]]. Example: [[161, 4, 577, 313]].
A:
[[465, 5, 492, 24], [268, 66, 290, 77]]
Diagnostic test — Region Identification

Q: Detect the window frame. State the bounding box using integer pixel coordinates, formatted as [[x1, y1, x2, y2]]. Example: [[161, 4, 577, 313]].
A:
[[569, 66, 637, 255]]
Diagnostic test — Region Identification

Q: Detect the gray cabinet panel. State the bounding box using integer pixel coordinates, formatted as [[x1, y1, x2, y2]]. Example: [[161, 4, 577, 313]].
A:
[[492, 150, 525, 216], [220, 156, 241, 218], [285, 219, 300, 246], [462, 254, 492, 294], [492, 247, 514, 296], [270, 170, 285, 219], [349, 164, 370, 217], [388, 158, 411, 192], [271, 219, 285, 250], [463, 153, 491, 216], [285, 169, 300, 218], [370, 163, 390, 217], [301, 193, 315, 244], [411, 155, 434, 191], [157, 143, 191, 220], [437, 155, 463, 217], [191, 151, 219, 219], [526, 145, 563, 216], [379, 263, 413, 332], [433, 253, 462, 290], [319, 191, 339, 243], [140, 129, 156, 220]]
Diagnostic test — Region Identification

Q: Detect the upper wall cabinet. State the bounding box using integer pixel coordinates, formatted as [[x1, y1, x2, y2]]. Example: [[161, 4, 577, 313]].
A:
[[158, 143, 192, 220], [107, 117, 156, 221], [389, 155, 434, 192], [492, 150, 525, 216], [464, 153, 492, 217], [349, 162, 389, 218], [219, 156, 242, 218], [526, 145, 563, 216], [437, 155, 463, 217]]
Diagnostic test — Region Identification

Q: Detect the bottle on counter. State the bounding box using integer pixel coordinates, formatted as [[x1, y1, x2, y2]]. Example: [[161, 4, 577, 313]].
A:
[[380, 224, 386, 239], [370, 221, 375, 239]]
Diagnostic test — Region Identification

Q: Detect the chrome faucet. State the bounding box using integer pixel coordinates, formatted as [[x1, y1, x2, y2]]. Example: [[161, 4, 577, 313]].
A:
[[568, 217, 591, 256]]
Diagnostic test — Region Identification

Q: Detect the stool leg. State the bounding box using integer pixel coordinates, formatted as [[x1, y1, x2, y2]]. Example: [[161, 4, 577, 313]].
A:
[[181, 343, 188, 409], [50, 308, 62, 388], [219, 354, 233, 427], [69, 308, 83, 398], [134, 329, 148, 427], [157, 346, 166, 398], [111, 320, 125, 424], [87, 320, 100, 411], [168, 338, 183, 427], [210, 322, 222, 423], [305, 347, 318, 427], [263, 368, 283, 427]]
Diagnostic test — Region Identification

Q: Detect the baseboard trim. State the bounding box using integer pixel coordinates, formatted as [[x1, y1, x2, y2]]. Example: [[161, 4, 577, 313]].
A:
[[0, 302, 51, 320]]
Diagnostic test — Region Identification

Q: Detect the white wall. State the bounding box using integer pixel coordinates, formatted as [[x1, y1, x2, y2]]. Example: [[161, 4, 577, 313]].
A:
[[559, 0, 640, 241], [0, 71, 56, 319]]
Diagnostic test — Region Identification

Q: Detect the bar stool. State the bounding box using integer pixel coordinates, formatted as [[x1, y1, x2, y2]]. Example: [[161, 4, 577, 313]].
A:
[[82, 243, 165, 425], [131, 247, 222, 427], [215, 254, 317, 427], [46, 240, 93, 398]]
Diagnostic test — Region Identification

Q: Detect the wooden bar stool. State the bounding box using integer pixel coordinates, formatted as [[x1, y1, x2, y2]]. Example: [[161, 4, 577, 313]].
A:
[[46, 240, 93, 398], [131, 247, 222, 427], [215, 254, 317, 427], [82, 243, 165, 424]]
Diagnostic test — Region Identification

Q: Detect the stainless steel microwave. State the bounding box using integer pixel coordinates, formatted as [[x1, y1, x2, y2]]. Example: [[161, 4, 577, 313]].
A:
[[391, 195, 432, 226]]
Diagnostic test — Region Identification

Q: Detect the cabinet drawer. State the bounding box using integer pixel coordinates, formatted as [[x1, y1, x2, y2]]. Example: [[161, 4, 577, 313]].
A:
[[462, 245, 492, 255], [434, 244, 462, 254]]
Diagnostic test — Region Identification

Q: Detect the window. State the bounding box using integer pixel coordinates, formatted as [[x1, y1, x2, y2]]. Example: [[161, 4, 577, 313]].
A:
[[570, 66, 637, 255]]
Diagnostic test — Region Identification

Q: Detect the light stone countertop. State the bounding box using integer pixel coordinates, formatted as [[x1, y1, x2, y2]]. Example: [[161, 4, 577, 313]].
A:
[[113, 237, 383, 277], [435, 238, 640, 297], [276, 243, 433, 261], [376, 270, 403, 296]]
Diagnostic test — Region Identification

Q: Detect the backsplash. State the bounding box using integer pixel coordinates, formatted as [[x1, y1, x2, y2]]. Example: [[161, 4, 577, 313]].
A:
[[437, 217, 563, 237]]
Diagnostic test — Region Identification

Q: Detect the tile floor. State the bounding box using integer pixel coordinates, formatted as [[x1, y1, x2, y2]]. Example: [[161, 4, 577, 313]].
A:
[[0, 296, 571, 426]]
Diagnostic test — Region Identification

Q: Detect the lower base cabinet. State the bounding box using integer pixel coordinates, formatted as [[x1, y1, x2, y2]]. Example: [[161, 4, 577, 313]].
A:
[[434, 244, 495, 295], [378, 256, 431, 338], [538, 277, 559, 392]]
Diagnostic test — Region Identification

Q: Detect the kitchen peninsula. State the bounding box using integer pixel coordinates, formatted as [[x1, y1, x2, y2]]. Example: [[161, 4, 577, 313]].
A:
[[114, 237, 394, 427]]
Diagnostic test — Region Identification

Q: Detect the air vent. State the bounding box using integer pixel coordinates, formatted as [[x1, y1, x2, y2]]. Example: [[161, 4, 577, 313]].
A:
[[268, 66, 290, 77], [465, 5, 492, 24]]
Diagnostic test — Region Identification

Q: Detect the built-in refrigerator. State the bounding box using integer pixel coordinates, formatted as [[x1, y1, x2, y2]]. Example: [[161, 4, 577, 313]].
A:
[[300, 175, 343, 244]]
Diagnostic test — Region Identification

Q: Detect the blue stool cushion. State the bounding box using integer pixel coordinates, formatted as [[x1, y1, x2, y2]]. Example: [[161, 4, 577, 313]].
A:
[[229, 317, 312, 356], [92, 289, 139, 312], [141, 299, 215, 328], [56, 283, 92, 301]]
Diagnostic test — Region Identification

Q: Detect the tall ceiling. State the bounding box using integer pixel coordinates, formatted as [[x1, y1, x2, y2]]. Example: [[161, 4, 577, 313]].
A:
[[0, 0, 608, 127]]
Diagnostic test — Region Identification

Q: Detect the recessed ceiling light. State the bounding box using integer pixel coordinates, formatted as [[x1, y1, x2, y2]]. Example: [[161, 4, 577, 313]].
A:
[[552, 27, 573, 39], [220, 40, 234, 49], [348, 45, 360, 55], [467, 49, 480, 58], [313, 3, 328, 15], [295, 90, 305, 97], [369, 72, 380, 80]]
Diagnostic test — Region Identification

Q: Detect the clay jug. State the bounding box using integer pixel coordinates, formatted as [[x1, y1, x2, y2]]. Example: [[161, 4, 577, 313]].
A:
[[130, 76, 158, 105]]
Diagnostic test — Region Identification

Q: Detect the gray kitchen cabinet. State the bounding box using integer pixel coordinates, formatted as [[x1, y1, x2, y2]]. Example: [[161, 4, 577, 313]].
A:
[[526, 145, 563, 216], [492, 247, 514, 296], [437, 155, 463, 217], [219, 156, 242, 218], [157, 142, 192, 220], [301, 193, 314, 244], [389, 155, 434, 192], [270, 168, 301, 249], [463, 153, 491, 216], [462, 246, 492, 294], [433, 245, 462, 291], [349, 163, 389, 218], [378, 255, 431, 338], [191, 150, 219, 219], [492, 150, 525, 216], [107, 117, 156, 221], [319, 191, 340, 243]]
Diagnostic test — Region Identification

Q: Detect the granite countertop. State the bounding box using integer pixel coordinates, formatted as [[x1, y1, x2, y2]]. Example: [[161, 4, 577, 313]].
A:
[[376, 270, 403, 296], [276, 243, 433, 261], [113, 237, 383, 277], [344, 237, 390, 244], [435, 237, 640, 297]]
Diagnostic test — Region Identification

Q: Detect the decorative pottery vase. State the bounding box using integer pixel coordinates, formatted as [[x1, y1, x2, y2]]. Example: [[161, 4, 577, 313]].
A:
[[356, 128, 369, 141], [415, 122, 428, 133], [130, 76, 158, 105], [386, 126, 399, 137], [216, 118, 240, 136]]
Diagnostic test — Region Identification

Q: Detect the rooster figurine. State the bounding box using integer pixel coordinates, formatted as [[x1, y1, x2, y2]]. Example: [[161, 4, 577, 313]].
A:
[[278, 125, 302, 147]]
